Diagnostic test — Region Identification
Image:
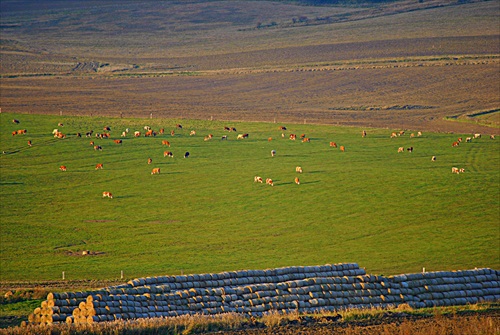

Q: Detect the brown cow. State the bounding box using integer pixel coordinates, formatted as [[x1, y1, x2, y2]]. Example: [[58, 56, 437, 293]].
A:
[[145, 130, 154, 137], [162, 140, 170, 147], [398, 147, 404, 153], [300, 134, 306, 139], [28, 140, 32, 147], [330, 142, 337, 148], [190, 130, 196, 136], [176, 124, 183, 129], [296, 166, 303, 173], [170, 130, 175, 136], [294, 177, 300, 185], [94, 145, 102, 151], [147, 158, 153, 164], [151, 167, 160, 175], [268, 137, 272, 142], [102, 191, 113, 199], [159, 128, 165, 134], [266, 178, 274, 186], [289, 134, 296, 140], [362, 130, 367, 138], [302, 137, 310, 143], [59, 165, 67, 172], [340, 146, 345, 152], [452, 141, 460, 147], [113, 139, 122, 144], [164, 151, 173, 158], [279, 126, 287, 131], [95, 163, 103, 170]]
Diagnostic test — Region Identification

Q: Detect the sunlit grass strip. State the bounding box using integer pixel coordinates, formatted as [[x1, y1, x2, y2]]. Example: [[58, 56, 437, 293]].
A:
[[2, 303, 498, 335]]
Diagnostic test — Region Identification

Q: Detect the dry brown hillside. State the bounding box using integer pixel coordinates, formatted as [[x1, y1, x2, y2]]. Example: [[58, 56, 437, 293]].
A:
[[1, 0, 498, 133]]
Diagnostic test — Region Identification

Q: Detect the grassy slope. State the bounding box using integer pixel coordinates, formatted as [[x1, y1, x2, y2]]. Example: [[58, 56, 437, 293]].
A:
[[1, 113, 498, 282]]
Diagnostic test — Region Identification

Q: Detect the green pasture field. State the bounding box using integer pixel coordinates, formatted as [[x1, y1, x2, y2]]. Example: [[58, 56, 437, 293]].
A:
[[1, 112, 498, 282]]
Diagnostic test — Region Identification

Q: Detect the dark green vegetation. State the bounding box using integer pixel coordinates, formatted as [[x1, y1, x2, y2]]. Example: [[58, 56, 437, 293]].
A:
[[1, 112, 498, 282]]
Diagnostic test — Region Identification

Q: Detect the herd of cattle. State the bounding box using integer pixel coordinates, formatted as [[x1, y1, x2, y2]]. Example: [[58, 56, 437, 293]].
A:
[[7, 118, 497, 198]]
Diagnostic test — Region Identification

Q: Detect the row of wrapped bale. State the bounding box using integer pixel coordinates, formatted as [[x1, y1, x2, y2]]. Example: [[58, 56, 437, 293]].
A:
[[29, 263, 362, 324], [27, 264, 499, 325]]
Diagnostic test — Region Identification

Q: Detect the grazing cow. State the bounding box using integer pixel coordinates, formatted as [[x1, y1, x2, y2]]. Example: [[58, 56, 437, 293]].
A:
[[391, 132, 397, 138], [144, 126, 151, 131], [159, 128, 165, 134], [271, 150, 276, 157], [204, 136, 211, 141], [17, 129, 27, 135], [147, 158, 152, 164], [300, 134, 306, 139], [431, 156, 436, 161], [282, 133, 285, 138], [254, 176, 263, 183], [330, 142, 337, 148], [398, 147, 404, 153], [459, 168, 465, 173], [289, 134, 296, 140], [266, 178, 274, 186], [58, 123, 64, 127], [27, 140, 32, 147], [190, 130, 196, 136], [145, 130, 154, 137], [184, 152, 190, 158], [224, 126, 231, 131], [59, 165, 67, 172], [151, 168, 160, 175], [94, 145, 102, 151], [56, 132, 66, 139], [221, 135, 228, 140], [164, 151, 173, 157], [90, 141, 95, 146], [176, 124, 183, 129], [86, 130, 93, 137], [231, 127, 237, 132], [279, 126, 287, 131], [399, 131, 405, 136], [103, 126, 111, 131], [12, 119, 20, 124], [121, 131, 127, 137], [490, 135, 496, 140], [452, 141, 460, 147], [237, 134, 245, 139], [76, 133, 81, 138], [113, 139, 122, 144], [268, 137, 272, 142], [452, 167, 460, 174], [162, 140, 170, 147], [170, 130, 175, 136], [457, 137, 462, 143], [102, 191, 113, 199], [474, 133, 481, 139], [418, 131, 422, 137], [294, 177, 300, 185], [52, 129, 59, 135], [134, 131, 141, 137], [296, 166, 303, 173], [410, 133, 415, 138], [340, 146, 345, 152], [11, 131, 17, 136], [95, 163, 103, 170], [302, 137, 310, 143], [466, 137, 472, 142], [362, 130, 367, 138], [407, 147, 413, 152]]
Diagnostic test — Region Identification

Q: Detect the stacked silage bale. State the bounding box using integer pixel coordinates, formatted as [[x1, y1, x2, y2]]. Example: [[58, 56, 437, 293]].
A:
[[27, 264, 499, 325], [390, 268, 500, 309]]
